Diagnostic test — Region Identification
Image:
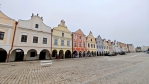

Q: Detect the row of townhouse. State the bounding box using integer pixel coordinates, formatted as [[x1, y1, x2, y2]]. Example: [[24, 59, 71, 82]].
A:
[[0, 11, 136, 62]]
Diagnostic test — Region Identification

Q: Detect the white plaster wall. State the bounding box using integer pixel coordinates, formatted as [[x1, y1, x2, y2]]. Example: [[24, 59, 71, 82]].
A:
[[11, 15, 51, 61], [96, 36, 104, 53], [9, 50, 16, 61]]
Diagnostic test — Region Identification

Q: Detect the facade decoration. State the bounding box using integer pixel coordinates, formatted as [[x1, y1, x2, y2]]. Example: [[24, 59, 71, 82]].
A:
[[72, 29, 86, 58], [96, 35, 104, 56], [0, 11, 16, 62], [102, 39, 109, 55], [52, 20, 72, 59], [86, 31, 96, 56], [9, 13, 52, 61]]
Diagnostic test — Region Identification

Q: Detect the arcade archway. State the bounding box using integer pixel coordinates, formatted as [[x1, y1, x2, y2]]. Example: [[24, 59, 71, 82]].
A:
[[39, 49, 50, 60], [10, 49, 24, 61], [52, 50, 57, 59], [65, 50, 71, 58], [0, 48, 7, 62], [79, 51, 82, 58], [26, 49, 37, 60], [59, 50, 64, 59], [72, 51, 78, 58]]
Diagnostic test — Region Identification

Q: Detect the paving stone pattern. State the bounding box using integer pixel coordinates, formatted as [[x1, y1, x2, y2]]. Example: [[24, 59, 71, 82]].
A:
[[0, 53, 149, 84]]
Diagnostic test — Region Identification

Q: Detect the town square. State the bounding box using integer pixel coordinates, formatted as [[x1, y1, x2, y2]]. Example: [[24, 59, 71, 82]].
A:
[[0, 0, 149, 84]]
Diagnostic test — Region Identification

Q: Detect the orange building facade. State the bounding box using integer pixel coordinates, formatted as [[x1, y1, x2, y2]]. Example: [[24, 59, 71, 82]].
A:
[[72, 29, 86, 58]]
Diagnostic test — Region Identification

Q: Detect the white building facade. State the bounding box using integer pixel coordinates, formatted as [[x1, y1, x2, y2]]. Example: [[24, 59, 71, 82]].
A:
[[96, 35, 104, 56], [113, 40, 121, 53], [9, 14, 52, 61], [141, 45, 148, 52]]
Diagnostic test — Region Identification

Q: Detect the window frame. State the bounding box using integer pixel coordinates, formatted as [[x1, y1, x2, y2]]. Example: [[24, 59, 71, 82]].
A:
[[67, 40, 70, 46], [61, 39, 64, 46], [35, 24, 39, 28], [79, 42, 82, 47], [0, 32, 5, 40], [54, 38, 58, 45], [21, 35, 27, 42], [33, 36, 38, 43], [43, 38, 47, 44], [62, 33, 64, 37]]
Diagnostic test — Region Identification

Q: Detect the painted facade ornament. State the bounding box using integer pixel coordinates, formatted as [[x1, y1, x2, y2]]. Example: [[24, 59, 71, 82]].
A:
[[58, 19, 67, 28]]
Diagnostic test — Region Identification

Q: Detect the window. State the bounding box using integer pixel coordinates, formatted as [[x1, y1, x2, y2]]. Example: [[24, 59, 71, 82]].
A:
[[91, 39, 92, 41], [33, 36, 38, 43], [0, 32, 4, 40], [80, 36, 81, 39], [74, 41, 77, 47], [88, 43, 90, 47], [107, 46, 108, 49], [54, 38, 58, 45], [30, 52, 36, 57], [83, 42, 85, 47], [67, 40, 70, 46], [94, 44, 95, 48], [91, 44, 93, 48], [62, 33, 64, 37], [61, 40, 64, 46], [35, 24, 39, 28], [97, 45, 98, 48], [21, 35, 27, 42], [79, 42, 81, 47], [43, 38, 47, 44], [99, 41, 100, 43]]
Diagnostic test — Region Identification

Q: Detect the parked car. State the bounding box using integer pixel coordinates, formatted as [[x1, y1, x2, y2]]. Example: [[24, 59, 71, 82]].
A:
[[108, 52, 117, 56], [147, 50, 149, 54], [119, 52, 126, 55]]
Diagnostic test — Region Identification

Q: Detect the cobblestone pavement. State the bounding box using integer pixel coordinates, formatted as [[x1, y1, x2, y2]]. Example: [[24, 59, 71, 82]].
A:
[[0, 52, 149, 84]]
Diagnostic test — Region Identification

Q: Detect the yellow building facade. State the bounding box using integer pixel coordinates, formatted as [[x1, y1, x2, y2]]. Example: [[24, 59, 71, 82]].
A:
[[52, 20, 72, 59], [0, 11, 16, 62], [86, 31, 96, 56]]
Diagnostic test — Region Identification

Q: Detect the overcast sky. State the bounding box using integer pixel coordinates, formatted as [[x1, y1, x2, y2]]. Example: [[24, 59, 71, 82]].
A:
[[1, 0, 149, 47]]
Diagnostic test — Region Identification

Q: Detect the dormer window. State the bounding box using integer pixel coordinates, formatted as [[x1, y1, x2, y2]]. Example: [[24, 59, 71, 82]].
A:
[[35, 24, 39, 28]]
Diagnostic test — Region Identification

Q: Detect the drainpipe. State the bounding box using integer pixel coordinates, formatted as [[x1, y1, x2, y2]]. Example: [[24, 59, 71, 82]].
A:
[[6, 21, 18, 62], [71, 33, 73, 58], [50, 29, 53, 60]]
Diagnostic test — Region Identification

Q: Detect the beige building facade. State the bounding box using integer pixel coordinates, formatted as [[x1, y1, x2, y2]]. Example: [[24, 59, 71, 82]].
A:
[[127, 44, 135, 52], [51, 20, 72, 59], [119, 42, 128, 52], [102, 39, 109, 55], [9, 14, 52, 61], [86, 31, 96, 56], [0, 11, 16, 62]]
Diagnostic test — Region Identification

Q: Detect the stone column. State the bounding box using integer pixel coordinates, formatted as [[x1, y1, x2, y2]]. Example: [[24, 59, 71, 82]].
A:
[[63, 54, 65, 59], [50, 54, 52, 60], [23, 54, 27, 61], [36, 54, 39, 60]]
